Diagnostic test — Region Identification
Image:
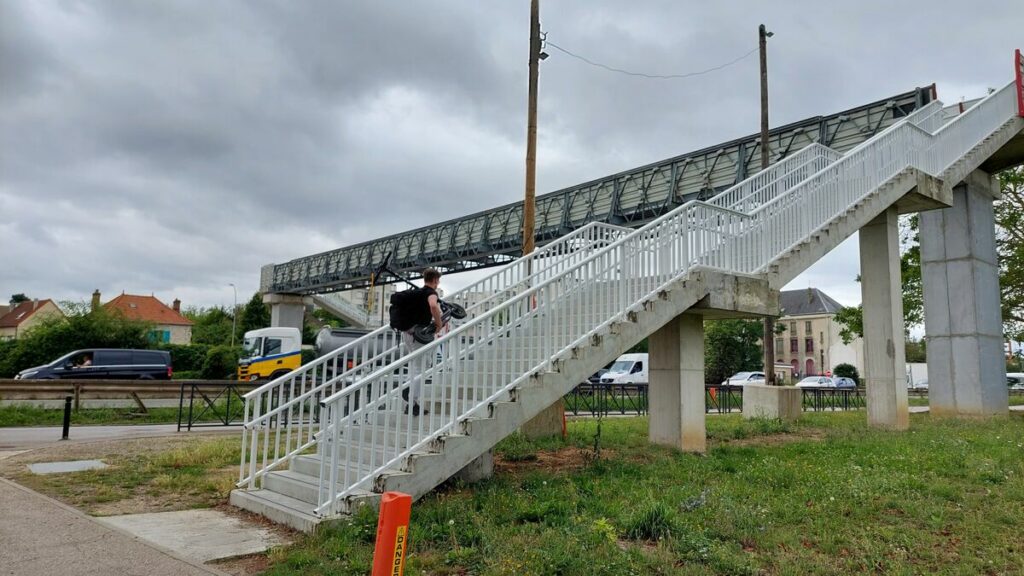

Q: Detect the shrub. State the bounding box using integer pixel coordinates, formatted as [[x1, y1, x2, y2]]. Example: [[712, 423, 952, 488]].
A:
[[833, 363, 859, 384], [160, 343, 212, 373], [201, 345, 241, 379], [624, 501, 677, 541]]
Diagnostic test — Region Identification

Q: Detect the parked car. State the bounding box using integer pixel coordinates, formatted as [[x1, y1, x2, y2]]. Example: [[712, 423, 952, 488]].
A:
[[587, 369, 609, 385], [796, 376, 836, 388], [721, 371, 766, 386], [1007, 373, 1024, 390], [833, 377, 857, 389], [600, 353, 648, 384], [14, 349, 172, 380]]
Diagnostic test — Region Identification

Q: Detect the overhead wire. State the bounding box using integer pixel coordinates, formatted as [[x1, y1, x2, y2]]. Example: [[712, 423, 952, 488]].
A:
[[544, 39, 758, 80]]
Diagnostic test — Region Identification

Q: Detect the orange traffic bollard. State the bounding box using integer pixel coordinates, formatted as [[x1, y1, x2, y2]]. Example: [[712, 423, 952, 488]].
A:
[[709, 387, 718, 402], [371, 491, 413, 576]]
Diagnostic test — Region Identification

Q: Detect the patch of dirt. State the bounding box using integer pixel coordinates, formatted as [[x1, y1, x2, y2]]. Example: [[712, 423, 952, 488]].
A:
[[210, 553, 272, 576], [495, 446, 609, 474]]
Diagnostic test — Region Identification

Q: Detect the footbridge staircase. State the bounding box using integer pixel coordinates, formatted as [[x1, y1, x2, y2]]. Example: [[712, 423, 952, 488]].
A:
[[233, 70, 1024, 531]]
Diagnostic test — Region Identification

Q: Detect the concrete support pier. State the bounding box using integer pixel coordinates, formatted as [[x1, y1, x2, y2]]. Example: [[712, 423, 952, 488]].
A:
[[859, 206, 909, 429], [919, 171, 1008, 416], [263, 293, 311, 331], [649, 314, 705, 453]]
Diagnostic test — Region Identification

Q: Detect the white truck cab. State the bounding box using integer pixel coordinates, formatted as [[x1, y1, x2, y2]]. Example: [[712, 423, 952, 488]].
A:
[[238, 327, 302, 381], [600, 353, 649, 384]]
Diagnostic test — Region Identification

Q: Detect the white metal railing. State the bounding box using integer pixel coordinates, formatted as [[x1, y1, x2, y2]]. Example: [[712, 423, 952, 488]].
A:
[[238, 221, 629, 487], [312, 78, 1019, 516], [238, 93, 961, 492]]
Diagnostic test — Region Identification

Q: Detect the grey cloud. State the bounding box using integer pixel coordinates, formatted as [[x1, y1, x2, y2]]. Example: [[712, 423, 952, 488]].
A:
[[1, 0, 1021, 306]]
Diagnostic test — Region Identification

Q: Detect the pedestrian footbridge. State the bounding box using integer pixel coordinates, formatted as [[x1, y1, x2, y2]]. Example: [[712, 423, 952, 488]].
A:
[[232, 56, 1024, 531]]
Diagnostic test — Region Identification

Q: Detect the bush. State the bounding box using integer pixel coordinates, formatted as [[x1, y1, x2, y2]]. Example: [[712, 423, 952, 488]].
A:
[[833, 363, 859, 384], [201, 345, 241, 380], [159, 343, 212, 373]]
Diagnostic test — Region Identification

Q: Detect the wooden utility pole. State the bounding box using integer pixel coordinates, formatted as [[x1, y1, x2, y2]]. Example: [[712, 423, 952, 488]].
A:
[[759, 23, 777, 385], [522, 0, 540, 258], [759, 24, 771, 169]]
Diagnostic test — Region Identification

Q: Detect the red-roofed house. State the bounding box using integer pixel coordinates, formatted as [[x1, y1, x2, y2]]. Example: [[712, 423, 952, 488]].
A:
[[0, 299, 65, 340], [102, 292, 193, 344]]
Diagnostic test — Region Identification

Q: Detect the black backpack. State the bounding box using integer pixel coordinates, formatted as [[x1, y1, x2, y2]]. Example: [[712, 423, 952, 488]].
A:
[[389, 287, 422, 331]]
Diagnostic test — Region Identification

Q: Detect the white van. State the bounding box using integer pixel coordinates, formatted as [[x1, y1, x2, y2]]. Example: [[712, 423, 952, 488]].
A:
[[600, 353, 649, 384]]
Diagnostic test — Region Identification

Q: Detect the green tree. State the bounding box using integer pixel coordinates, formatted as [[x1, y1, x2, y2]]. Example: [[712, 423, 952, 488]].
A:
[[905, 338, 927, 363], [239, 292, 271, 335], [836, 166, 1024, 342], [184, 306, 234, 346], [9, 293, 29, 305], [704, 319, 764, 385], [0, 304, 153, 377], [996, 167, 1024, 340], [833, 363, 859, 384]]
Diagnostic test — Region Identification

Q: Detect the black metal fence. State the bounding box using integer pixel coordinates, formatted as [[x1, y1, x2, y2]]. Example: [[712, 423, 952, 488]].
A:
[[177, 381, 252, 430], [564, 383, 869, 417], [564, 383, 648, 417]]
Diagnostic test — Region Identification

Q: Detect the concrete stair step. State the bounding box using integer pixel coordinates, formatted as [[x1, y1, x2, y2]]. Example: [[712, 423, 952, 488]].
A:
[[264, 468, 394, 504], [229, 488, 321, 533]]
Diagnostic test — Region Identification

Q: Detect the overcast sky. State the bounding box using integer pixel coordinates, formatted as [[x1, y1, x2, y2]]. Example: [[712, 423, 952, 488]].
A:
[[1, 1, 1021, 315]]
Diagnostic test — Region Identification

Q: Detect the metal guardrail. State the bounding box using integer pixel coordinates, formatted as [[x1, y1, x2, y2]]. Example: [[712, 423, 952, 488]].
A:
[[0, 379, 232, 411]]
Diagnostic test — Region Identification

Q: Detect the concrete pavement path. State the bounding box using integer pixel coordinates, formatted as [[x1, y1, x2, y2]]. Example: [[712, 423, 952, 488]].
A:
[[0, 423, 240, 450], [0, 478, 228, 576]]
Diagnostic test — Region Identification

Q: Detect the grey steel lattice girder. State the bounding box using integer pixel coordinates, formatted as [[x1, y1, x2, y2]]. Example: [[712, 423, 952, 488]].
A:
[[265, 86, 935, 294]]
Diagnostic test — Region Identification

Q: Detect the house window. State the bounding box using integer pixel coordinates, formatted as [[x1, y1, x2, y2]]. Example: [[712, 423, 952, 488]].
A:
[[805, 338, 814, 353], [775, 338, 785, 354], [790, 322, 797, 334], [820, 331, 824, 345], [790, 339, 798, 353], [805, 321, 812, 335], [148, 330, 170, 343]]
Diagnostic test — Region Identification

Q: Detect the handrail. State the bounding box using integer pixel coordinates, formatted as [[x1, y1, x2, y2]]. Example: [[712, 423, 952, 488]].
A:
[[237, 220, 630, 487], [242, 222, 627, 401], [313, 75, 1021, 517]]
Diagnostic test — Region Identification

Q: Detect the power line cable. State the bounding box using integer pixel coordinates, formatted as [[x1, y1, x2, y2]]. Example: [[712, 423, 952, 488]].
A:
[[544, 39, 758, 80]]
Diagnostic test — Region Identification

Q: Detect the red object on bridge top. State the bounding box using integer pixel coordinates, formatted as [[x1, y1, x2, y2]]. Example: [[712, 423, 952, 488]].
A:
[[1016, 49, 1024, 118]]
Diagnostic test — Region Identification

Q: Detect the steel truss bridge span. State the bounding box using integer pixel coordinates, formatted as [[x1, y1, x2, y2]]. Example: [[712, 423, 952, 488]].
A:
[[263, 86, 935, 295]]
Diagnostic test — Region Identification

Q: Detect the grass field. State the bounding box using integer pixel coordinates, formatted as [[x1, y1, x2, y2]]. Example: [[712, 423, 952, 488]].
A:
[[262, 412, 1024, 575], [0, 401, 245, 427]]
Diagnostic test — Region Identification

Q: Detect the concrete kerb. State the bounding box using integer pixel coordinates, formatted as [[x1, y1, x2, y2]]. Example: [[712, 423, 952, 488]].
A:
[[0, 477, 231, 576]]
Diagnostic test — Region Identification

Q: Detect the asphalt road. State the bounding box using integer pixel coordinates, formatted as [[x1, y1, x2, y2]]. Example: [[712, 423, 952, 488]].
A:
[[0, 424, 241, 450]]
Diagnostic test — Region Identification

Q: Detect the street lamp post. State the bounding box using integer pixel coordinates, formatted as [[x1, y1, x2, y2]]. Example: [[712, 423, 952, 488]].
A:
[[229, 283, 238, 348]]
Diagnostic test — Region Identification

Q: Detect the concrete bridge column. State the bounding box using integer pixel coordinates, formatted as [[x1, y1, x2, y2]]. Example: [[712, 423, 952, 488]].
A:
[[919, 171, 1008, 416], [649, 313, 705, 453], [263, 293, 311, 331], [859, 206, 909, 429]]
